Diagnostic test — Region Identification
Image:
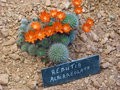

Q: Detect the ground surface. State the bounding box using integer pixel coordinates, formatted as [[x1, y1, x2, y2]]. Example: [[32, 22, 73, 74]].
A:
[[0, 0, 120, 90]]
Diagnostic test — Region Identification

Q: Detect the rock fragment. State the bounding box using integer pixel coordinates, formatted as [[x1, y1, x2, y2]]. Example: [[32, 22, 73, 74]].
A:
[[3, 38, 16, 46], [9, 54, 20, 60], [1, 29, 8, 37], [45, 0, 51, 6], [101, 62, 110, 69], [0, 0, 7, 3], [118, 62, 120, 68], [0, 74, 9, 85], [0, 84, 3, 90]]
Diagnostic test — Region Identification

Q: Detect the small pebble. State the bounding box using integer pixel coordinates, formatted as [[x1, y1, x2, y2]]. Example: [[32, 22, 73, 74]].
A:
[[45, 0, 51, 6], [0, 85, 3, 90], [101, 62, 110, 69], [117, 62, 120, 68], [0, 0, 7, 3], [1, 29, 8, 37], [109, 15, 115, 21], [0, 74, 9, 85], [9, 54, 20, 60], [2, 38, 16, 46]]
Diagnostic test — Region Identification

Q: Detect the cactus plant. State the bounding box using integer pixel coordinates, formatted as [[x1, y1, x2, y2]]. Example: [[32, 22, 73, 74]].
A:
[[21, 18, 28, 25], [18, 24, 28, 34], [59, 35, 70, 46], [19, 24, 27, 31], [32, 17, 39, 21], [62, 12, 79, 28], [17, 10, 80, 64], [37, 38, 50, 48], [69, 30, 78, 43], [36, 48, 47, 58], [26, 23, 34, 32], [21, 42, 30, 52], [16, 34, 25, 46], [48, 43, 69, 64], [49, 34, 60, 43], [28, 44, 37, 56]]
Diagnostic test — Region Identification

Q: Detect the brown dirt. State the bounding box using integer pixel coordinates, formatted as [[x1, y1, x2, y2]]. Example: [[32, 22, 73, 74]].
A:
[[0, 0, 120, 90]]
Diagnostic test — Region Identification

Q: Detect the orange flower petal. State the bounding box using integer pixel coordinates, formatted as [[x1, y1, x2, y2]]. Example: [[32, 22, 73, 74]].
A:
[[25, 30, 36, 43], [62, 24, 72, 33], [56, 11, 66, 21], [82, 23, 91, 32], [72, 0, 82, 7], [74, 7, 83, 14], [35, 29, 46, 40], [44, 26, 55, 37], [31, 21, 41, 30], [50, 10, 58, 17], [53, 22, 63, 33], [39, 11, 50, 22], [86, 18, 94, 26]]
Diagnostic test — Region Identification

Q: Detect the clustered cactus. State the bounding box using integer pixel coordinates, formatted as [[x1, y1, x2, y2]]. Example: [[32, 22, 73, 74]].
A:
[[17, 11, 79, 64], [16, 0, 95, 65]]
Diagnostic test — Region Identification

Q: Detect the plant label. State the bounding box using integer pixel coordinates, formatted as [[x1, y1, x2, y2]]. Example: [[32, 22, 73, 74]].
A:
[[41, 55, 100, 87]]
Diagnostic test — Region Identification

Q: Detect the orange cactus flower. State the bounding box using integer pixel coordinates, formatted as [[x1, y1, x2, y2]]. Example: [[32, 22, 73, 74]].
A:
[[52, 22, 63, 33], [44, 26, 55, 37], [74, 7, 83, 14], [56, 11, 66, 21], [25, 30, 36, 43], [82, 23, 91, 32], [30, 21, 41, 30], [39, 11, 50, 22], [35, 29, 46, 40], [72, 0, 82, 7], [50, 10, 58, 17], [86, 18, 94, 26], [62, 24, 72, 33]]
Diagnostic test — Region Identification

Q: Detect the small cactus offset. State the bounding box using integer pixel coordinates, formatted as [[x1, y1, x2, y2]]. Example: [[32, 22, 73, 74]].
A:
[[59, 34, 70, 46], [28, 44, 37, 56], [48, 43, 69, 64], [49, 34, 60, 43], [21, 18, 29, 25], [21, 42, 30, 52], [62, 12, 79, 28], [18, 19, 29, 34], [37, 38, 50, 49], [69, 30, 78, 43], [32, 17, 39, 22], [18, 24, 27, 34], [16, 34, 25, 46], [36, 48, 47, 58]]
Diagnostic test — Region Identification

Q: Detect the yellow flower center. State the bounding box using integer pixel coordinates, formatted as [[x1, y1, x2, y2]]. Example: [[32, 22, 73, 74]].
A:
[[55, 26, 59, 30], [58, 14, 63, 18], [29, 36, 33, 39], [52, 13, 55, 16], [76, 2, 79, 5], [38, 33, 42, 36], [33, 25, 37, 29], [44, 16, 47, 20], [48, 30, 51, 33], [64, 27, 68, 30]]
